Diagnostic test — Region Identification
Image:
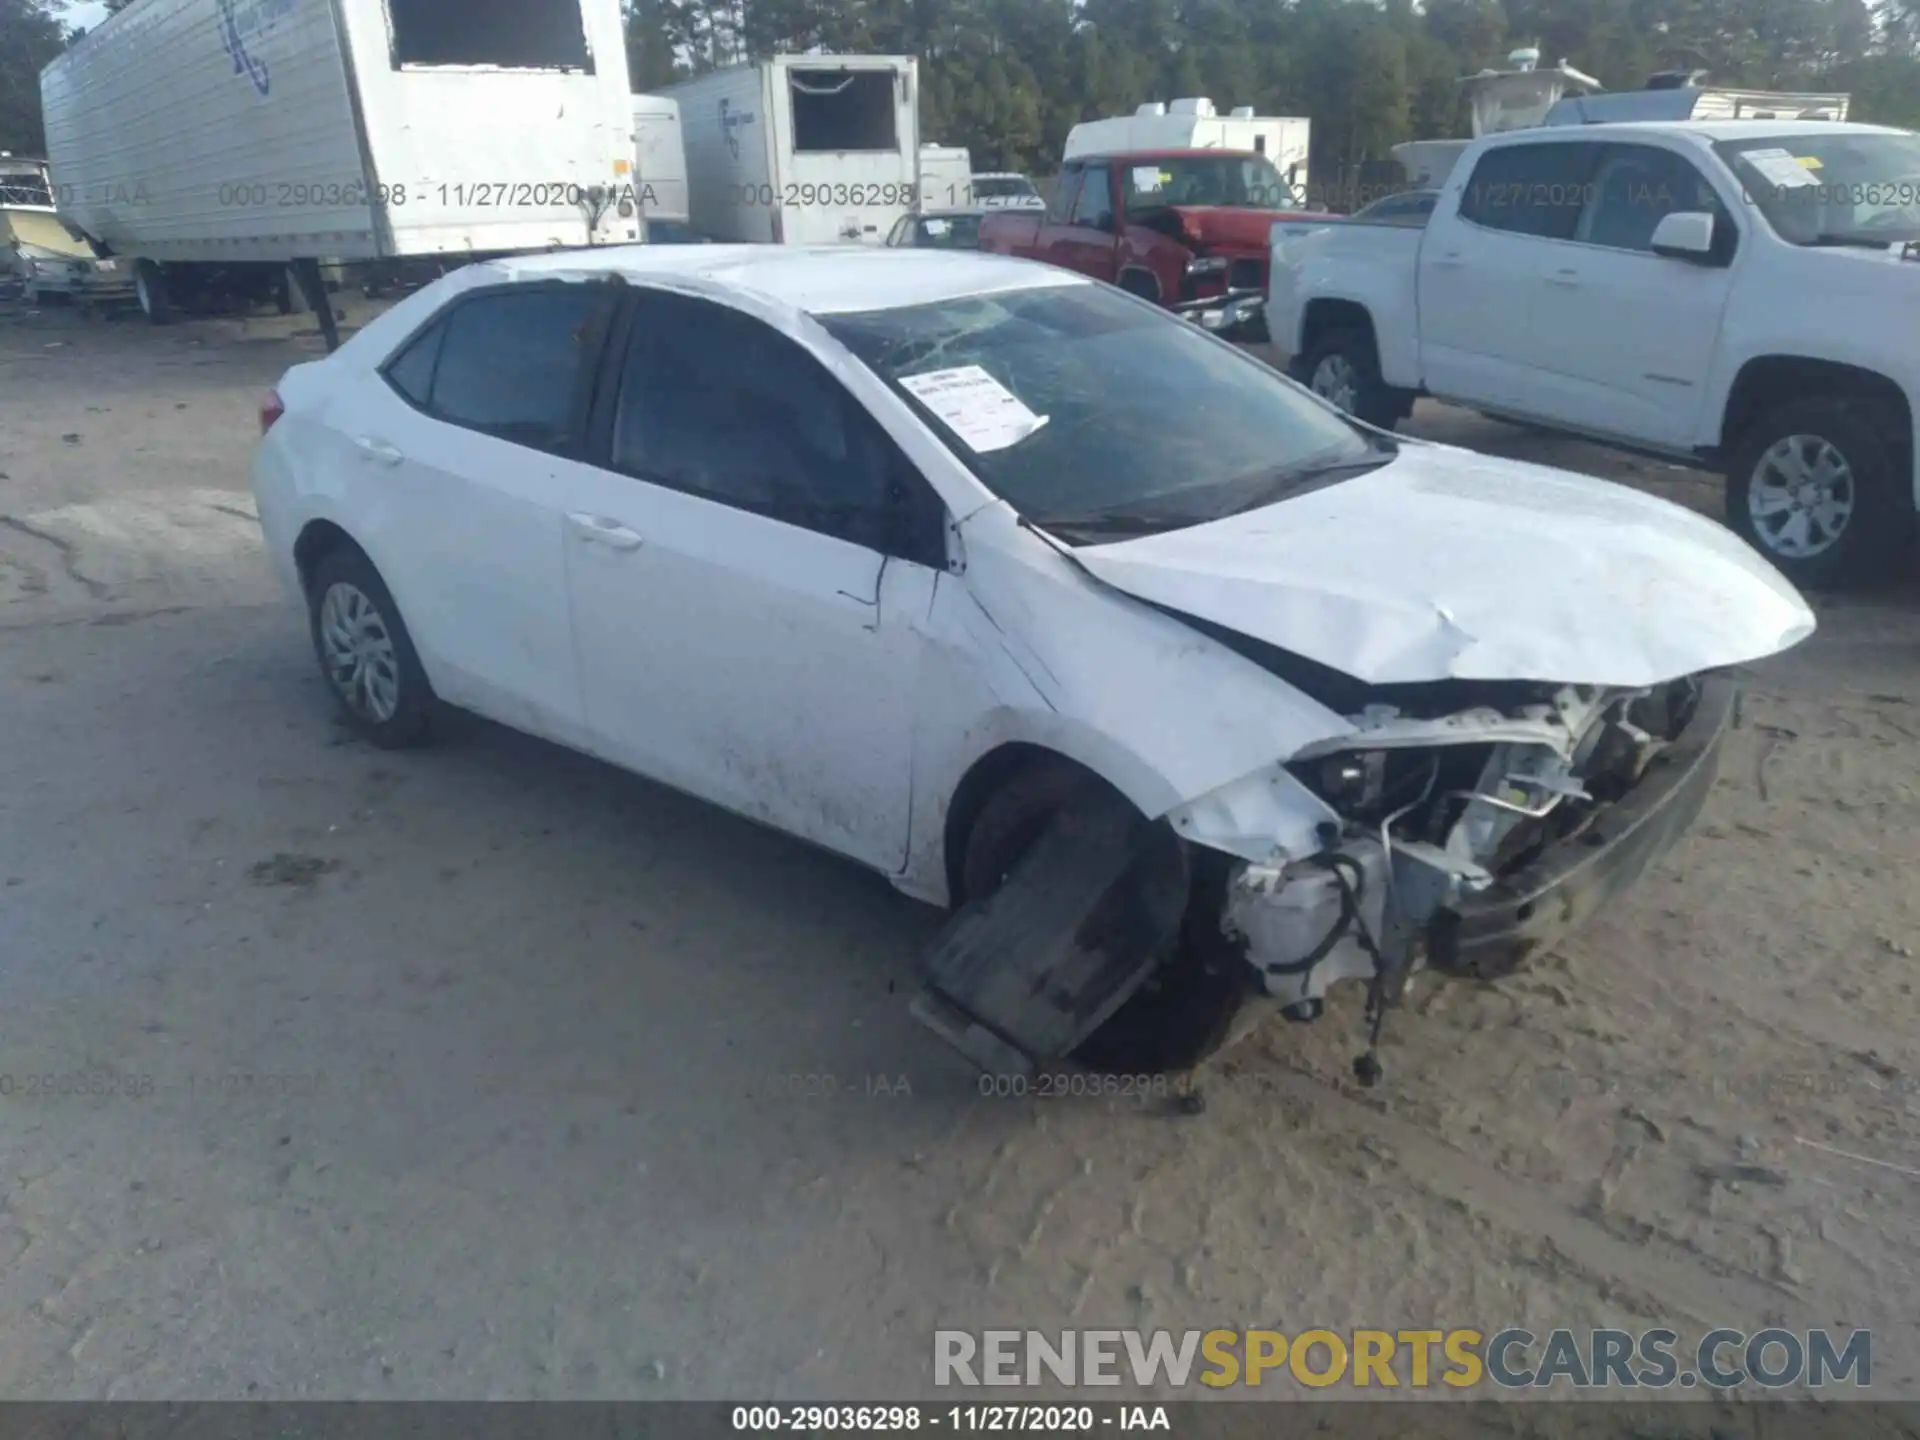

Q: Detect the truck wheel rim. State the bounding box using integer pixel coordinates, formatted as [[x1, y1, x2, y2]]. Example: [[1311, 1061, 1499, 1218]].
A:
[[1312, 354, 1358, 412], [1748, 435, 1855, 560], [319, 582, 401, 723]]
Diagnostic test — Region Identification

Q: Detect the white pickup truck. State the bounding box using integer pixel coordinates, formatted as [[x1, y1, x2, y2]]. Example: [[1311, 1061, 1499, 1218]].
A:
[[1268, 119, 1920, 588]]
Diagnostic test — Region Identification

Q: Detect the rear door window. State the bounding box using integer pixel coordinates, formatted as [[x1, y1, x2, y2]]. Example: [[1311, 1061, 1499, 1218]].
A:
[[1459, 141, 1603, 241], [415, 285, 606, 454]]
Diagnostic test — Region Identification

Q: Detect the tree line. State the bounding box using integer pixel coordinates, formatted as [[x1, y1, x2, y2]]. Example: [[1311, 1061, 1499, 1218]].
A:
[[626, 0, 1920, 180], [5, 0, 1917, 186]]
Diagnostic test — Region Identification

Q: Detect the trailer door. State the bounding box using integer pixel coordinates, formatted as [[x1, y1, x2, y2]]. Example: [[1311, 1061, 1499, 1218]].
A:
[[771, 58, 917, 246], [347, 0, 641, 256]]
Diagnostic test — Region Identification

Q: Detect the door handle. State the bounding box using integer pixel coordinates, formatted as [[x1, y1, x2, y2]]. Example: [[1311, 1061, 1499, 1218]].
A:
[[355, 436, 404, 467], [567, 513, 644, 551], [1546, 267, 1582, 288], [1429, 250, 1465, 268]]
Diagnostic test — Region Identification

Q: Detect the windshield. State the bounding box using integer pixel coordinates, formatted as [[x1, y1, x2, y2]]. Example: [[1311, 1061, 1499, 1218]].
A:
[[973, 176, 1035, 199], [820, 283, 1386, 539], [1123, 154, 1299, 216], [914, 214, 982, 248], [1714, 131, 1920, 247]]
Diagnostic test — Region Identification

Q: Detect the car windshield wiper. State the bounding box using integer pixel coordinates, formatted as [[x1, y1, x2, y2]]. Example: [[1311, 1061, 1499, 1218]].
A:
[[1031, 509, 1201, 539]]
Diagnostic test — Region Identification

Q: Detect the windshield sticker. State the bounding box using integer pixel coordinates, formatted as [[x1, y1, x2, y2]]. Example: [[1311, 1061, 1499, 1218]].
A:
[[1744, 148, 1820, 189], [1795, 155, 1823, 169], [1132, 166, 1164, 193], [923, 218, 951, 235], [899, 366, 1050, 453]]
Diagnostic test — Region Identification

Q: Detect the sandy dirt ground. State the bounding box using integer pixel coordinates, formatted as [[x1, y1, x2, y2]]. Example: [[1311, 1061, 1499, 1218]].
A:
[[1, 295, 1917, 1416]]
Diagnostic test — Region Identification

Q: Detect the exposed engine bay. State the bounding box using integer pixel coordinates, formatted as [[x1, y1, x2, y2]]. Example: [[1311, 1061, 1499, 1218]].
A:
[[1207, 674, 1714, 1079]]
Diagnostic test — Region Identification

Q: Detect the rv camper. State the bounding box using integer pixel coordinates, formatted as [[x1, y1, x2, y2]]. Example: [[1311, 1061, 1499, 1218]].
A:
[[919, 144, 973, 209], [1391, 50, 1850, 189]]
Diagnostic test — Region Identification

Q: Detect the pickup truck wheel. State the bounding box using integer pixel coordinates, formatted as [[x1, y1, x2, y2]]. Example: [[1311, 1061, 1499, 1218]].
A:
[[1727, 396, 1914, 590], [960, 762, 1251, 1075], [1300, 328, 1405, 430]]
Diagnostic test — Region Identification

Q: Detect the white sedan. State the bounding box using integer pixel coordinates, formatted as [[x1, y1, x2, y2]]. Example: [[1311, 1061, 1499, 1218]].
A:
[[253, 246, 1813, 1078]]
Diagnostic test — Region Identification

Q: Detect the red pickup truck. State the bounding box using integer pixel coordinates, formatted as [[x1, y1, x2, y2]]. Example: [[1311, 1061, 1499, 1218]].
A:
[[977, 147, 1329, 337]]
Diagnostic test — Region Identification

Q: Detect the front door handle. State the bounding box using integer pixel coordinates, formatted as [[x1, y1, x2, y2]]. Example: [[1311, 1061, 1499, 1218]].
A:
[[1546, 267, 1582, 288], [1428, 251, 1465, 268], [355, 436, 404, 467], [567, 513, 644, 551]]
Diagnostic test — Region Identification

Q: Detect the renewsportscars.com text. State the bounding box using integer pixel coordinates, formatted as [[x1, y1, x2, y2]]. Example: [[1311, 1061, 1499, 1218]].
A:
[[934, 1327, 1872, 1391]]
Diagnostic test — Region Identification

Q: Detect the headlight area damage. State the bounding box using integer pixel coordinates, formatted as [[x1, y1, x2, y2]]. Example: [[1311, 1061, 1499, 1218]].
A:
[[915, 670, 1738, 1087]]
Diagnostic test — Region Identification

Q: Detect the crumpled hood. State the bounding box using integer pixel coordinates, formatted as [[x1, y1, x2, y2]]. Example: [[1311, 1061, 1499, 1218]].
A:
[[1069, 443, 1816, 689], [1168, 205, 1330, 252]]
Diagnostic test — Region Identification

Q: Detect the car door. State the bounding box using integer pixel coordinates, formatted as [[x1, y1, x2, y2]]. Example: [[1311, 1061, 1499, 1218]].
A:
[[1524, 141, 1739, 447], [1048, 161, 1121, 280], [1418, 138, 1603, 412], [357, 280, 618, 748], [556, 288, 947, 872]]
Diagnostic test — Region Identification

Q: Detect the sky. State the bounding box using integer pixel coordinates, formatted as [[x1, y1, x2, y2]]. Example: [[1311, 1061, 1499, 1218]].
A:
[[68, 1, 110, 28]]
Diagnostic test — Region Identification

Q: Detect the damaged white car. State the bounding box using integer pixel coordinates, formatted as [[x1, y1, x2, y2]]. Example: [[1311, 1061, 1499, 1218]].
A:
[[252, 246, 1814, 1082]]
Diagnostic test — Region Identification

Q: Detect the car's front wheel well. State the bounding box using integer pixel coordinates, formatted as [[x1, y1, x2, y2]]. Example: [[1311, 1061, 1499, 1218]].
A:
[[943, 745, 1123, 907], [293, 520, 365, 599], [1721, 357, 1913, 465]]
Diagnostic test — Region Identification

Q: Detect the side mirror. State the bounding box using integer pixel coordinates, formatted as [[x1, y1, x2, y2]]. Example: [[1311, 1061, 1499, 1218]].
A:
[[1650, 210, 1718, 262]]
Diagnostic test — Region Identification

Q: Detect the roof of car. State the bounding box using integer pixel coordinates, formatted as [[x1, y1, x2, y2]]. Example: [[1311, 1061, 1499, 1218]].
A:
[[489, 244, 1087, 315], [1495, 118, 1907, 145], [916, 206, 987, 218], [1070, 147, 1264, 163]]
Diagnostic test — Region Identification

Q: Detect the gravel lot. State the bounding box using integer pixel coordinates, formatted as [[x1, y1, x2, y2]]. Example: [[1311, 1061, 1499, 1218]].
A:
[[1, 295, 1917, 1409]]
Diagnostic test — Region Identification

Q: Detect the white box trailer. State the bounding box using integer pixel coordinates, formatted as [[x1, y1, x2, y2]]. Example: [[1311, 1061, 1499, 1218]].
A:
[[919, 144, 972, 209], [1065, 99, 1313, 203], [633, 94, 690, 225], [662, 55, 919, 245], [39, 0, 641, 341]]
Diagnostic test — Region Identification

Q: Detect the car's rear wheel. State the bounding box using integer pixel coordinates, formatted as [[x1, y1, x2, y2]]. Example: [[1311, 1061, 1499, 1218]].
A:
[[306, 547, 437, 748], [960, 761, 1252, 1075], [1297, 326, 1409, 430], [1726, 395, 1913, 590]]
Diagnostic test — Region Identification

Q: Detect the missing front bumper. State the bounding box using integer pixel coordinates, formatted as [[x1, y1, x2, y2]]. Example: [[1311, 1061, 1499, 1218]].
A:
[[1425, 676, 1739, 980]]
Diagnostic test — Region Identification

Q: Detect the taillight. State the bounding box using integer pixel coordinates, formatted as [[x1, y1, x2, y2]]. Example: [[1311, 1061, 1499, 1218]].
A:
[[260, 389, 285, 435]]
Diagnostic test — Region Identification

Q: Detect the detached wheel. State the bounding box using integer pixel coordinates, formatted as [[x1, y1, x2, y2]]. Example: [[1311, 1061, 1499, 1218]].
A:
[[959, 762, 1252, 1075], [133, 260, 173, 325], [1727, 395, 1914, 590], [307, 548, 437, 748], [1296, 326, 1408, 430]]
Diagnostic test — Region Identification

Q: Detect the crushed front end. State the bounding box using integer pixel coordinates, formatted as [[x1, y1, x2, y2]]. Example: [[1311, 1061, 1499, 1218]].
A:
[[1198, 673, 1738, 1076]]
